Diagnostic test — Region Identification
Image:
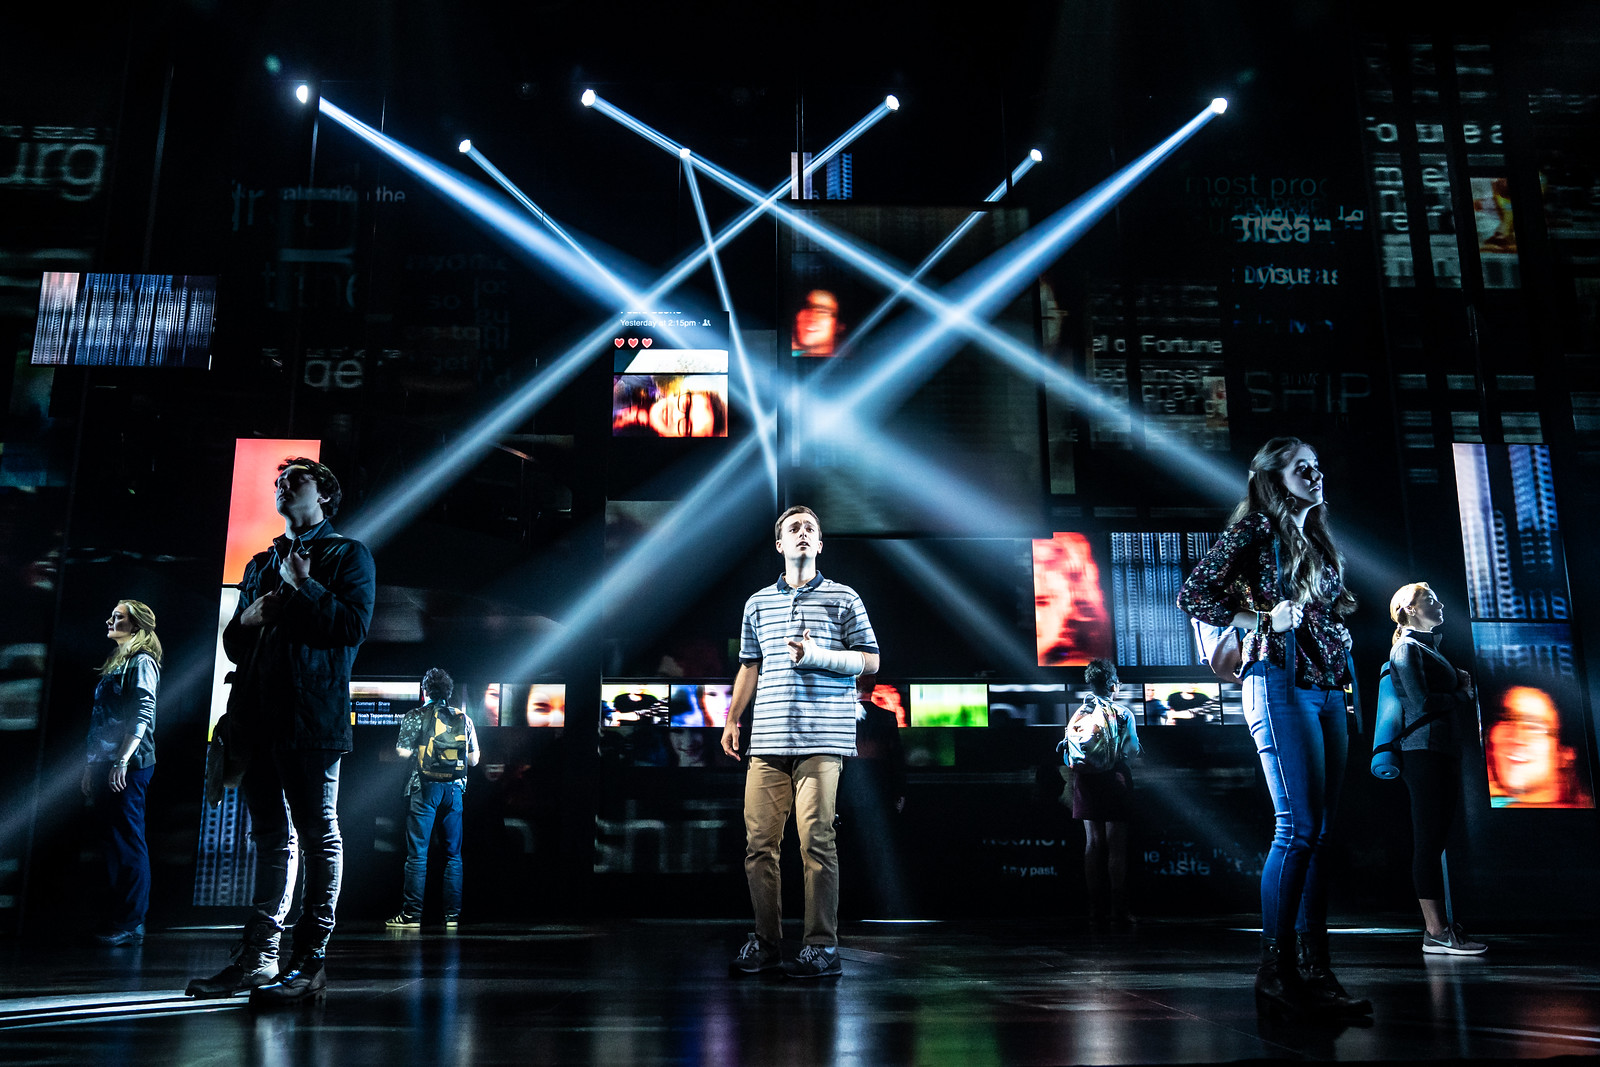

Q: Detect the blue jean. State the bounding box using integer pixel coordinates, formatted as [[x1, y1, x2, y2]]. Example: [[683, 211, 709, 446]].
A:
[[1242, 664, 1348, 944], [243, 748, 343, 956], [403, 780, 464, 918], [91, 762, 153, 931]]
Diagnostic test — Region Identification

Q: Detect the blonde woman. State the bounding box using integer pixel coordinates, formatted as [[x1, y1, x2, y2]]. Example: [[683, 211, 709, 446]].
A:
[[1387, 583, 1486, 955], [82, 600, 162, 946]]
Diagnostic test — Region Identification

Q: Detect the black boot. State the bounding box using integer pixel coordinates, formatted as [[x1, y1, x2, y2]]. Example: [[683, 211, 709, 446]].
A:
[[250, 952, 327, 1007], [185, 933, 281, 998], [1255, 938, 1317, 1020], [1297, 930, 1372, 1016]]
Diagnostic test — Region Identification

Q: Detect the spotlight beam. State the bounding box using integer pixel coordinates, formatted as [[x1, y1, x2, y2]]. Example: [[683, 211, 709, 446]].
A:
[[839, 147, 1044, 357], [346, 99, 894, 547], [464, 144, 634, 308], [682, 158, 778, 501], [316, 97, 662, 321]]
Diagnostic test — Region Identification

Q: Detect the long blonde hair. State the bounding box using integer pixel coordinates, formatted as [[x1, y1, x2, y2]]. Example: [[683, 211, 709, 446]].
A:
[[1389, 582, 1431, 648], [1227, 437, 1357, 616], [98, 599, 163, 676]]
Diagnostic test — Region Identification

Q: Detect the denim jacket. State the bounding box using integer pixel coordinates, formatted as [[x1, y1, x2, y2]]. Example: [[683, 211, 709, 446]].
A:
[[223, 520, 376, 752], [87, 652, 159, 768]]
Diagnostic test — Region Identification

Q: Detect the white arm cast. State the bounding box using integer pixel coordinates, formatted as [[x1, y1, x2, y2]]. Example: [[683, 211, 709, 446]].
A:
[[797, 643, 866, 676]]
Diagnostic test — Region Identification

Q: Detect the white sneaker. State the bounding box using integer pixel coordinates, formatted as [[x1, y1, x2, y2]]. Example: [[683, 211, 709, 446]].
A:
[[1423, 922, 1487, 955]]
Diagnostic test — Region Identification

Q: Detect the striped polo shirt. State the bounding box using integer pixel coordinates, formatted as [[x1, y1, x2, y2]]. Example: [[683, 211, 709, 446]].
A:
[[739, 573, 879, 757]]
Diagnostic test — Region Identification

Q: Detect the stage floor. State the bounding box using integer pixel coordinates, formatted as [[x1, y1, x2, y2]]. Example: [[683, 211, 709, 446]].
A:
[[1, 918, 1597, 1065]]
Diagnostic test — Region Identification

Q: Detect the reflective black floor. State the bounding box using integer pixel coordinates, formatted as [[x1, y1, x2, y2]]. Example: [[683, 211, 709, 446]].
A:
[[2, 918, 1598, 1065]]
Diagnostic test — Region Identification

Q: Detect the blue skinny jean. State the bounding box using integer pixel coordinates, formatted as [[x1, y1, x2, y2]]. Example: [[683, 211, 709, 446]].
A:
[[1242, 663, 1348, 945], [403, 780, 464, 918]]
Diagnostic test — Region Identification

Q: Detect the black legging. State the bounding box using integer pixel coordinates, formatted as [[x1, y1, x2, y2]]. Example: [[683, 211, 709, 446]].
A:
[[1398, 749, 1459, 900]]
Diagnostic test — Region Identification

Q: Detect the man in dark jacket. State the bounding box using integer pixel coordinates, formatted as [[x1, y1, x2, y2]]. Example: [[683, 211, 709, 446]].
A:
[[187, 457, 375, 1005]]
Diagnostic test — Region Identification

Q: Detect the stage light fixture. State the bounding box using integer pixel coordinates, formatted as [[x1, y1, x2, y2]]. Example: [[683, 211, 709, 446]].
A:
[[1030, 148, 1043, 162], [295, 84, 310, 105], [885, 94, 900, 111], [581, 88, 597, 107], [458, 139, 472, 154], [1210, 97, 1228, 114], [679, 146, 692, 159]]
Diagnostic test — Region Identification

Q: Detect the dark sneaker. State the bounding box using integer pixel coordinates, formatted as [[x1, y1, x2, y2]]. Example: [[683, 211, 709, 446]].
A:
[[730, 933, 780, 974], [93, 925, 144, 946], [385, 913, 421, 929], [250, 954, 327, 1006], [1423, 923, 1487, 956], [783, 944, 842, 979], [186, 942, 280, 998]]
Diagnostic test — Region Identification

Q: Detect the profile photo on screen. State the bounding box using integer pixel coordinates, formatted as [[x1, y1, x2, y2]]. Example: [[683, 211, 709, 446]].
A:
[[670, 684, 734, 727], [612, 374, 728, 437]]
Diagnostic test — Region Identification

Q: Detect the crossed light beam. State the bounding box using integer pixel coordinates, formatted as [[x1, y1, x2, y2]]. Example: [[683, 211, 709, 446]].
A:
[[590, 93, 1241, 504], [314, 91, 895, 547], [497, 100, 1230, 679]]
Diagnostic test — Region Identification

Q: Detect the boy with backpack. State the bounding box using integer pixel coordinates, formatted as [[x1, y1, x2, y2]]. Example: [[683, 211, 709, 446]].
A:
[[388, 668, 478, 928]]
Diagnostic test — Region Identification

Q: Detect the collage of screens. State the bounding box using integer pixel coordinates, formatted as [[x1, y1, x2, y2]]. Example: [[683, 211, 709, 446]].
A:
[[599, 679, 1241, 730], [349, 680, 567, 727]]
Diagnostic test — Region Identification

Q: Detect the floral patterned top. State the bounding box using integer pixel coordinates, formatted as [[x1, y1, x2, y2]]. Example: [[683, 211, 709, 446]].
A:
[[1177, 511, 1352, 689]]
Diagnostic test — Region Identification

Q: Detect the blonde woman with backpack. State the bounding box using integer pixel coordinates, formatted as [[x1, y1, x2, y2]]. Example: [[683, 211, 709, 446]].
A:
[[1060, 658, 1141, 929]]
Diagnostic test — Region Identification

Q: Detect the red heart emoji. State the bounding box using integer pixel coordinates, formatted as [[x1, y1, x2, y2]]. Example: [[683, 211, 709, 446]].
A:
[[628, 338, 639, 348], [641, 338, 653, 348], [613, 338, 624, 347]]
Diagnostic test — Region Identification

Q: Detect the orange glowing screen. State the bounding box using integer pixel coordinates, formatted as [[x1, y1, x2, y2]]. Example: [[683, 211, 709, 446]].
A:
[[222, 439, 320, 583], [1032, 532, 1113, 668]]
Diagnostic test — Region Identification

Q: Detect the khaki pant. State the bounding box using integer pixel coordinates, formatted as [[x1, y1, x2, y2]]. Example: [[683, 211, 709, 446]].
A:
[[744, 754, 842, 947]]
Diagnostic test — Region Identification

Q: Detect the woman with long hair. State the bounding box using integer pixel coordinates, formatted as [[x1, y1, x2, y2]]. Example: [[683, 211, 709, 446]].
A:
[[1386, 583, 1487, 955], [82, 600, 163, 945], [1178, 438, 1368, 1019]]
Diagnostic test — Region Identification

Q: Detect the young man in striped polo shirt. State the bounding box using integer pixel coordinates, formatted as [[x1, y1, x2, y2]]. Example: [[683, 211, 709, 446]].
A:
[[721, 505, 880, 978]]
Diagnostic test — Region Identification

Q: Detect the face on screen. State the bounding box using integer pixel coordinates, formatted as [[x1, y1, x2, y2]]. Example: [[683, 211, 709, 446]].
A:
[[1032, 533, 1110, 667], [792, 289, 840, 356], [1488, 686, 1566, 801]]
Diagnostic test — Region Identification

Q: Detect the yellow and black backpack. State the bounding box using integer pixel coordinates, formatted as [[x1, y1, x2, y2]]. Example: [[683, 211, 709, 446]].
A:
[[417, 702, 470, 781]]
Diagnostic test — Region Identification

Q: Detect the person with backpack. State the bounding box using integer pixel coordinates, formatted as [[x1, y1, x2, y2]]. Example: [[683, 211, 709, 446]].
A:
[[1059, 658, 1141, 929], [1385, 583, 1487, 956], [388, 668, 479, 929], [1177, 437, 1368, 1021]]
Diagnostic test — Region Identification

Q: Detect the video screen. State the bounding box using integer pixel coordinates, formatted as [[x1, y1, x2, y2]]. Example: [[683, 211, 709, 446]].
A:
[[602, 682, 671, 726], [612, 374, 728, 437], [1032, 532, 1114, 668], [1143, 682, 1225, 726], [909, 683, 988, 727], [349, 679, 418, 726], [988, 684, 1067, 726], [32, 272, 216, 368], [1110, 531, 1218, 668], [1451, 444, 1594, 807], [670, 683, 733, 727], [1472, 622, 1594, 808], [862, 683, 908, 727]]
